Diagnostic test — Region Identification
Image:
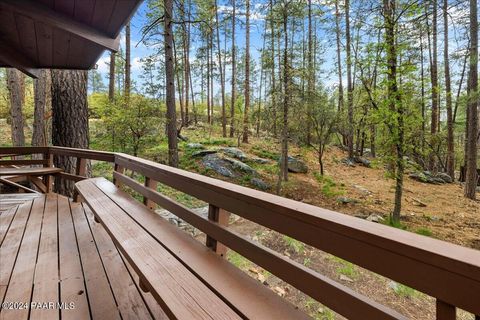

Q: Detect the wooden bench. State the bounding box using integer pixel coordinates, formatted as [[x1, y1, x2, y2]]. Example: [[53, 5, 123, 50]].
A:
[[0, 167, 62, 193], [76, 177, 309, 320]]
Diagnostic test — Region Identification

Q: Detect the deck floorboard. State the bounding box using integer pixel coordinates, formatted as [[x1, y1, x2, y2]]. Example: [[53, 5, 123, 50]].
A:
[[0, 194, 160, 319]]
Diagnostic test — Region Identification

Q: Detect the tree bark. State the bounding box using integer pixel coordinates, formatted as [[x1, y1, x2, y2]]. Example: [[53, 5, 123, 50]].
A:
[[306, 0, 313, 145], [51, 70, 89, 197], [6, 69, 25, 147], [281, 0, 289, 182], [464, 0, 478, 199], [345, 0, 354, 159], [125, 23, 131, 102], [164, 0, 179, 167], [215, 0, 227, 137], [443, 0, 454, 179], [32, 70, 50, 147], [230, 0, 237, 137], [269, 0, 277, 137], [242, 0, 250, 143], [429, 0, 439, 171], [384, 0, 404, 223], [108, 52, 115, 102]]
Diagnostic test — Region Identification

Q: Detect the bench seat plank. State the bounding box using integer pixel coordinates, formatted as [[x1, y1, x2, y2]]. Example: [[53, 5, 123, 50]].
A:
[[89, 177, 310, 320], [76, 179, 241, 320], [0, 167, 63, 176]]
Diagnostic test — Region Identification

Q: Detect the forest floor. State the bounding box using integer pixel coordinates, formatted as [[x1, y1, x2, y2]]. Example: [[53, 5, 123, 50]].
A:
[[1, 120, 479, 319]]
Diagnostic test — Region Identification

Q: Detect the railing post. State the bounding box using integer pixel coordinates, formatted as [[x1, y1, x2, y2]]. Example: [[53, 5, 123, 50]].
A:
[[43, 151, 54, 193], [113, 163, 125, 188], [206, 204, 230, 257], [73, 158, 87, 202], [436, 299, 456, 320], [143, 177, 158, 210]]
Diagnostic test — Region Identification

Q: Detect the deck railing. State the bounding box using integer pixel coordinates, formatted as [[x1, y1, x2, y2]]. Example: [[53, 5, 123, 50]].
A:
[[1, 146, 479, 320]]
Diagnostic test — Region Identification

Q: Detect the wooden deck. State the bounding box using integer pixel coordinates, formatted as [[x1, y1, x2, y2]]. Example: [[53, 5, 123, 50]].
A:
[[0, 193, 166, 319]]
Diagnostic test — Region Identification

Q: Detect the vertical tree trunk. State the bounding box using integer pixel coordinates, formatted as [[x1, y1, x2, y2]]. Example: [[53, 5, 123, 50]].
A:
[[109, 52, 115, 102], [430, 0, 439, 171], [443, 0, 454, 179], [183, 0, 191, 125], [125, 23, 131, 102], [281, 0, 289, 182], [32, 70, 49, 147], [215, 0, 227, 137], [164, 0, 179, 167], [230, 0, 237, 138], [51, 70, 89, 197], [306, 0, 313, 145], [6, 69, 25, 147], [464, 0, 478, 199], [242, 0, 250, 143], [345, 0, 354, 159], [207, 36, 211, 124], [269, 0, 277, 137], [383, 0, 404, 223]]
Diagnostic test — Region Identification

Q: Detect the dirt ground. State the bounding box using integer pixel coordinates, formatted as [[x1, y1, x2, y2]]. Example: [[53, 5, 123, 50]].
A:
[[201, 136, 479, 320]]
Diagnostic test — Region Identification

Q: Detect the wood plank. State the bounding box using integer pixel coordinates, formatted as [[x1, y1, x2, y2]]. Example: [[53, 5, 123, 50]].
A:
[[0, 159, 48, 165], [115, 153, 480, 315], [1, 197, 44, 319], [0, 40, 40, 78], [70, 200, 120, 320], [83, 205, 155, 320], [0, 206, 18, 244], [15, 12, 38, 65], [35, 21, 53, 66], [0, 167, 63, 176], [436, 300, 456, 320], [1, 0, 120, 51], [76, 179, 241, 320], [30, 193, 59, 320], [57, 196, 90, 320], [49, 147, 115, 162], [99, 176, 401, 319], [116, 250, 168, 319], [0, 201, 32, 303]]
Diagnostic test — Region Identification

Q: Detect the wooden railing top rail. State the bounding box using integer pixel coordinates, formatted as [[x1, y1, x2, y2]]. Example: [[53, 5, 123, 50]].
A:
[[2, 146, 479, 317], [114, 152, 480, 316]]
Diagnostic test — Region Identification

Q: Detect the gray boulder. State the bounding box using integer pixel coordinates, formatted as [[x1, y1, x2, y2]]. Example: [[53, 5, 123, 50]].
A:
[[186, 143, 204, 149], [251, 157, 269, 164], [222, 147, 247, 161], [224, 157, 256, 174], [250, 178, 269, 190], [336, 197, 359, 204], [192, 149, 217, 157], [202, 154, 235, 177], [354, 156, 371, 168], [436, 172, 453, 183], [287, 156, 308, 173]]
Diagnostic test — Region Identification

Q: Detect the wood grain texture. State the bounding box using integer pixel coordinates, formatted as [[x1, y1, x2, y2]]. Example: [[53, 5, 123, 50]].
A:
[[76, 179, 241, 320]]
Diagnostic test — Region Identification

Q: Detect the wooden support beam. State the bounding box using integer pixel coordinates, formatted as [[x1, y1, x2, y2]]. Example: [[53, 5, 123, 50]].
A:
[[143, 177, 158, 210], [0, 177, 40, 194], [1, 0, 120, 52], [0, 41, 40, 78], [206, 205, 230, 257]]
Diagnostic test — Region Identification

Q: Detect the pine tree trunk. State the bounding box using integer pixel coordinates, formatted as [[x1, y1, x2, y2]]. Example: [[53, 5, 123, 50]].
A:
[[230, 0, 236, 138], [242, 0, 250, 143], [215, 0, 227, 137], [464, 0, 478, 199], [32, 70, 49, 147], [345, 0, 354, 160], [429, 0, 439, 171], [51, 70, 89, 197], [443, 0, 454, 180], [109, 52, 116, 102], [281, 1, 289, 182], [6, 69, 25, 147], [125, 23, 131, 102], [269, 0, 277, 138], [384, 0, 404, 223], [306, 0, 313, 145], [164, 0, 179, 167]]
